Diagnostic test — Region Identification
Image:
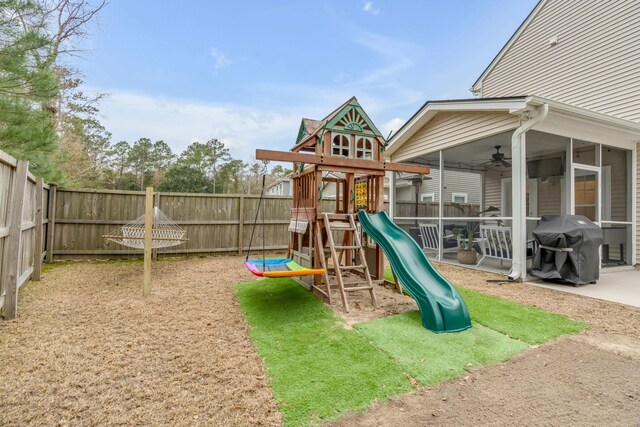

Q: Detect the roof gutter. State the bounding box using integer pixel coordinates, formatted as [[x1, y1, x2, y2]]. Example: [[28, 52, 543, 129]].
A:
[[509, 102, 548, 281]]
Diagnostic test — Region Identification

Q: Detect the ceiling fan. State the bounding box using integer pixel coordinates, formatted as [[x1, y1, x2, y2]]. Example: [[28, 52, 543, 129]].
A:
[[482, 145, 512, 168]]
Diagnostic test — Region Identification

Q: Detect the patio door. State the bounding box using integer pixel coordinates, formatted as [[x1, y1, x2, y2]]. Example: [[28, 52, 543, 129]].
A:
[[572, 166, 600, 223]]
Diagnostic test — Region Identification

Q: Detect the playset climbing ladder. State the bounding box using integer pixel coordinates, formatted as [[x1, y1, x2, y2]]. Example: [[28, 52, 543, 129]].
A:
[[321, 213, 377, 311]]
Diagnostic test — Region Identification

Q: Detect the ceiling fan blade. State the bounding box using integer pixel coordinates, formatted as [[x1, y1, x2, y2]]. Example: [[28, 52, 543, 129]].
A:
[[502, 160, 512, 168]]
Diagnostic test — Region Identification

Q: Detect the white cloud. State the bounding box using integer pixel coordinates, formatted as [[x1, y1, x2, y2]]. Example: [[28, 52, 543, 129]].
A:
[[380, 117, 406, 138], [210, 47, 232, 69], [98, 89, 298, 161], [350, 31, 415, 86], [362, 1, 380, 15]]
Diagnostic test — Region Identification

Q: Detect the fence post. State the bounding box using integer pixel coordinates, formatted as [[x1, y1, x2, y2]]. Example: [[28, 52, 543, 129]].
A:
[[143, 187, 153, 297], [45, 184, 57, 262], [2, 160, 28, 320], [238, 195, 244, 255], [32, 177, 44, 281], [152, 191, 160, 261]]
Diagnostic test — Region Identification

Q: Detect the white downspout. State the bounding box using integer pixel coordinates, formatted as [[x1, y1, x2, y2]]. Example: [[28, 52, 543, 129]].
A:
[[509, 103, 549, 281]]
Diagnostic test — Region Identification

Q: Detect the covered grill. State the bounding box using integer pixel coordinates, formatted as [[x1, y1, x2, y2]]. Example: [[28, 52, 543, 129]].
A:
[[531, 215, 603, 285]]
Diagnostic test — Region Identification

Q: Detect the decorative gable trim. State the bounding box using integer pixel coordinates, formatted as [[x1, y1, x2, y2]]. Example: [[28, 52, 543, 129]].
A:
[[326, 100, 382, 137], [296, 121, 308, 144]]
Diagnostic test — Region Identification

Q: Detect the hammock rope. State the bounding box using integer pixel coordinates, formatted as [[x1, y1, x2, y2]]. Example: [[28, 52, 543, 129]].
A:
[[103, 206, 188, 249]]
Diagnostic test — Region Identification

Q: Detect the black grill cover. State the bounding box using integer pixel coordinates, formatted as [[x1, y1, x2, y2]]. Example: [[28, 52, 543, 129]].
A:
[[531, 215, 603, 285]]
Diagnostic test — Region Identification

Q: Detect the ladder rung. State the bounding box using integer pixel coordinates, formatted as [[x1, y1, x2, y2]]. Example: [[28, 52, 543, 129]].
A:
[[341, 279, 369, 286], [339, 264, 366, 270], [334, 245, 360, 250], [329, 222, 355, 230], [344, 286, 374, 292]]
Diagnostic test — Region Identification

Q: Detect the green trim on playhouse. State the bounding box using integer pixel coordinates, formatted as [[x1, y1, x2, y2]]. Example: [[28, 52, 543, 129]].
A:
[[325, 99, 382, 137], [295, 121, 308, 144]]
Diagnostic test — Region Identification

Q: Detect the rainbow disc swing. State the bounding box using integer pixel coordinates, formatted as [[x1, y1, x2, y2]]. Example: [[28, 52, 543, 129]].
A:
[[244, 175, 325, 278]]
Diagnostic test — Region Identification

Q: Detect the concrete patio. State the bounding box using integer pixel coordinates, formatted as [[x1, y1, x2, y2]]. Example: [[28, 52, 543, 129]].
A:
[[527, 267, 640, 308]]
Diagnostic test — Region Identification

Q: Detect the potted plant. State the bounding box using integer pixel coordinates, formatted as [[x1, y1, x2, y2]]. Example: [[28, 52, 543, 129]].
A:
[[451, 203, 500, 265]]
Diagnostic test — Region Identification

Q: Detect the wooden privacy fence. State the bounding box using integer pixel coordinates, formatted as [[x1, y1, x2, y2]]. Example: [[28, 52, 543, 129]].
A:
[[52, 189, 296, 259], [0, 151, 53, 319]]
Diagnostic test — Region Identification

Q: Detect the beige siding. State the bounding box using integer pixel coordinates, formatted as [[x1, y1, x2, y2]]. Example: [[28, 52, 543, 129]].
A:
[[396, 169, 482, 205], [482, 0, 640, 123], [537, 177, 563, 216], [392, 112, 520, 162], [637, 142, 639, 265], [483, 169, 505, 216]]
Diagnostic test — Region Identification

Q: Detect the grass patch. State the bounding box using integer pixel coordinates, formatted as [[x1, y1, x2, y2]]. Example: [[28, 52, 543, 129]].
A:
[[355, 313, 527, 385], [457, 288, 588, 344], [384, 267, 587, 344], [236, 278, 412, 426]]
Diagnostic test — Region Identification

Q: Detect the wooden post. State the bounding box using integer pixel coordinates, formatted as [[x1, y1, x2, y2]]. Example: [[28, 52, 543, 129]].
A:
[[2, 160, 28, 319], [45, 184, 57, 262], [152, 191, 160, 261], [238, 195, 244, 255], [143, 187, 153, 297], [32, 177, 44, 281]]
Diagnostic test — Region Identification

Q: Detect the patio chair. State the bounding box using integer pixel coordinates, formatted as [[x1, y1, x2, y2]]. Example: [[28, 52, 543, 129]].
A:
[[418, 223, 458, 261], [476, 225, 536, 274]]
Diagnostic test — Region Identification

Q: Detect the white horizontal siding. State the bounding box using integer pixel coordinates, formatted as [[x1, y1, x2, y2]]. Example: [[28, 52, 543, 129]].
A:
[[537, 177, 563, 216], [392, 112, 520, 162], [395, 169, 482, 204], [483, 170, 504, 216], [322, 181, 337, 199], [637, 142, 639, 265], [482, 0, 640, 123]]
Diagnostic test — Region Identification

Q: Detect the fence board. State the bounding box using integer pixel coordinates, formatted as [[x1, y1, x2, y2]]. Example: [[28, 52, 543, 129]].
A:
[[0, 150, 52, 319], [1, 160, 28, 319]]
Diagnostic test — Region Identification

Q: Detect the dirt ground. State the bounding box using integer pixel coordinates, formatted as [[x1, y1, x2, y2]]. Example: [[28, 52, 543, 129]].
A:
[[0, 257, 280, 426], [332, 334, 640, 426], [1, 255, 639, 426]]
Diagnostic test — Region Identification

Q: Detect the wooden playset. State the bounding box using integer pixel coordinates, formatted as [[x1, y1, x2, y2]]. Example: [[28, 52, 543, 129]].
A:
[[251, 97, 430, 311]]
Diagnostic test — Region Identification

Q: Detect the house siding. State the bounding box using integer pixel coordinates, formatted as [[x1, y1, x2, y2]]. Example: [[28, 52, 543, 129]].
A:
[[482, 0, 640, 123], [391, 112, 520, 162], [536, 177, 563, 216], [637, 142, 639, 265], [395, 169, 482, 204], [483, 169, 504, 215]]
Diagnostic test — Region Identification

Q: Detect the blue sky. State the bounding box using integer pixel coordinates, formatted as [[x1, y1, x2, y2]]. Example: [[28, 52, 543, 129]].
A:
[[75, 0, 538, 161]]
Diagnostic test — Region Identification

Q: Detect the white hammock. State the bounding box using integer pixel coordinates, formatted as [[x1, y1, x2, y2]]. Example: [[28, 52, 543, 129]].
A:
[[103, 207, 188, 249]]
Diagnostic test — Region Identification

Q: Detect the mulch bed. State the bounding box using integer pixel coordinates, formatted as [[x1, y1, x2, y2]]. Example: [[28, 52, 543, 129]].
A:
[[0, 257, 280, 426]]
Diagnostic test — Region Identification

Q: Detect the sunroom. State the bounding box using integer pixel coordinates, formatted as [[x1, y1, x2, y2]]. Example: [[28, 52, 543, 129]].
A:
[[385, 96, 639, 280]]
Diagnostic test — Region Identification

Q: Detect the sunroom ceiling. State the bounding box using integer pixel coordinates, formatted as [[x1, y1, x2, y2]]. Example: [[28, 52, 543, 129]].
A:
[[404, 130, 570, 169]]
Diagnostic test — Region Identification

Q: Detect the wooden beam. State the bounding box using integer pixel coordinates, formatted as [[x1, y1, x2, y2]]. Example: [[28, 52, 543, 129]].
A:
[[32, 177, 44, 281], [256, 149, 430, 175], [317, 165, 385, 176], [45, 184, 57, 262], [152, 191, 160, 261], [238, 195, 244, 255], [2, 160, 28, 319], [143, 187, 153, 297]]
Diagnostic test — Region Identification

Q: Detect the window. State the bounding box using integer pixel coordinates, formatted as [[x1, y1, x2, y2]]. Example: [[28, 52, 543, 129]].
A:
[[421, 193, 435, 202], [331, 133, 350, 158], [452, 193, 468, 204], [355, 136, 374, 160]]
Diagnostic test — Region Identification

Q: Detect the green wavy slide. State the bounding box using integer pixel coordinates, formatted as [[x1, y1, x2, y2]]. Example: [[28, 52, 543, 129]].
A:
[[357, 211, 471, 333]]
